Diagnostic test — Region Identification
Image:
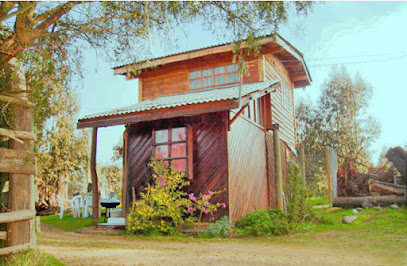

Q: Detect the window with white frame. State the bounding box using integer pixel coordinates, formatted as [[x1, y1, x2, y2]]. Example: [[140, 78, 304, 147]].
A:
[[189, 63, 239, 90]]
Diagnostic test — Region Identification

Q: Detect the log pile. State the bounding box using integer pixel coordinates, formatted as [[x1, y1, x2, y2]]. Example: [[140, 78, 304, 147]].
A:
[[334, 147, 407, 207]]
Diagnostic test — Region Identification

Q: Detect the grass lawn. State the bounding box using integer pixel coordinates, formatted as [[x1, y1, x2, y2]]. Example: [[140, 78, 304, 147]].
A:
[[40, 213, 104, 232], [1, 249, 64, 266]]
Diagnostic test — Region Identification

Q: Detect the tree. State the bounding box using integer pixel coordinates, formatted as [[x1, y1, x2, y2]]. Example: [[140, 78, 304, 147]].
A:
[[297, 66, 381, 171], [34, 90, 90, 210], [1, 1, 313, 208]]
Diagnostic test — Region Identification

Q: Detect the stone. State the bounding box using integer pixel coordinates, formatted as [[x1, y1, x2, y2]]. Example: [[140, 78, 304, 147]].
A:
[[374, 206, 381, 210], [342, 215, 358, 224], [356, 207, 363, 212], [351, 209, 358, 215], [390, 204, 399, 209]]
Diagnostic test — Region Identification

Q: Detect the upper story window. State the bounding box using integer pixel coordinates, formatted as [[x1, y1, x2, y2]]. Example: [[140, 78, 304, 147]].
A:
[[189, 63, 239, 90], [153, 127, 193, 179]]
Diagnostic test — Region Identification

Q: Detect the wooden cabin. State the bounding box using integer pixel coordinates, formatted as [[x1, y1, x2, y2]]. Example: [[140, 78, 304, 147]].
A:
[[78, 34, 311, 222]]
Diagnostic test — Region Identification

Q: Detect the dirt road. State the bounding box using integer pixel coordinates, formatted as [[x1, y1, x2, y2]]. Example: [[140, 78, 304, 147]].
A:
[[38, 224, 386, 265]]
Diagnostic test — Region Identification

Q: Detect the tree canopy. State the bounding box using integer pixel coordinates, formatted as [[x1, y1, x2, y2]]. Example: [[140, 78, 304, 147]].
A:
[[297, 66, 381, 167]]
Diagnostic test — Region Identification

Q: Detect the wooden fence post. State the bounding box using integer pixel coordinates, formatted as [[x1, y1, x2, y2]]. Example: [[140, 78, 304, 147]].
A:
[[325, 146, 333, 203], [272, 124, 284, 211], [91, 127, 99, 225], [298, 144, 306, 186], [6, 58, 35, 248]]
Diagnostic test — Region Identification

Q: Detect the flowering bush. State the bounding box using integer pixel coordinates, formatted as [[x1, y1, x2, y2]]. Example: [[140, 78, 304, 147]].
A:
[[127, 160, 226, 235], [127, 161, 194, 235]]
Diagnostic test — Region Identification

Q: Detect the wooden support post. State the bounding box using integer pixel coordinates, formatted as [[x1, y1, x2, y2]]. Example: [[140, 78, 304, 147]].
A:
[[325, 146, 333, 203], [6, 58, 34, 248], [298, 144, 306, 186], [122, 129, 128, 218], [91, 127, 99, 224], [272, 124, 284, 211]]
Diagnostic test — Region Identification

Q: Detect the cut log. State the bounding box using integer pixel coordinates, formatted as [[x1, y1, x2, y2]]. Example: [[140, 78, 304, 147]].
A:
[[368, 179, 406, 195], [333, 195, 407, 208]]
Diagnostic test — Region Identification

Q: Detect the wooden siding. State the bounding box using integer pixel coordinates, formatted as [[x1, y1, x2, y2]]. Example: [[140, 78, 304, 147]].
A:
[[263, 54, 296, 147], [126, 126, 153, 209], [189, 112, 229, 220], [125, 113, 229, 220], [139, 53, 259, 101], [266, 132, 276, 209], [228, 115, 268, 221]]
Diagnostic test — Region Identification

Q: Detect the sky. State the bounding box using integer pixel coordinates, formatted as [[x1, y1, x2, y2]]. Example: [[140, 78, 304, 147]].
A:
[[76, 1, 407, 166]]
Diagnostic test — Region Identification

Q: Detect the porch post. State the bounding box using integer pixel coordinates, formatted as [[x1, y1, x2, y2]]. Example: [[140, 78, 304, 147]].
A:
[[91, 127, 99, 224], [272, 124, 284, 211]]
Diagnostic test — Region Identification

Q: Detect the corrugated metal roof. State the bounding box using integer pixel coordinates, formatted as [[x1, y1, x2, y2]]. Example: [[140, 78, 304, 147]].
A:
[[113, 34, 274, 70], [80, 81, 279, 121]]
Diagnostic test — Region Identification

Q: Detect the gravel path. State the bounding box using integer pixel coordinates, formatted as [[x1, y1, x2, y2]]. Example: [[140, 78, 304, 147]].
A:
[[37, 224, 385, 265]]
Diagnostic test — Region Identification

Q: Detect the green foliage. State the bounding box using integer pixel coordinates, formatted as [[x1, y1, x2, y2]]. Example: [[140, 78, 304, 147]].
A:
[[297, 66, 381, 194], [100, 165, 122, 194], [0, 249, 65, 266], [35, 113, 90, 209], [207, 216, 230, 237], [235, 209, 292, 236], [285, 161, 311, 223], [127, 160, 195, 235]]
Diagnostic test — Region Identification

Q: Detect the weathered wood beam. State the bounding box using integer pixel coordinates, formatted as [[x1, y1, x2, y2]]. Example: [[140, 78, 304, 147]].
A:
[[333, 195, 407, 208], [0, 147, 35, 175], [272, 124, 284, 211], [6, 57, 34, 247], [230, 105, 248, 125], [0, 243, 31, 256], [0, 209, 35, 224], [0, 128, 36, 143], [91, 127, 99, 225], [0, 94, 33, 107], [325, 146, 333, 203]]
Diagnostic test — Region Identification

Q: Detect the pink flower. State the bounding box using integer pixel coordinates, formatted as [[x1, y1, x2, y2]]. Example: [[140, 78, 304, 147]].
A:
[[221, 202, 227, 208], [193, 207, 197, 211], [208, 191, 212, 194], [202, 207, 206, 211], [203, 194, 208, 198], [189, 193, 195, 200], [187, 206, 193, 212], [204, 201, 208, 205], [204, 212, 208, 214], [210, 212, 213, 215]]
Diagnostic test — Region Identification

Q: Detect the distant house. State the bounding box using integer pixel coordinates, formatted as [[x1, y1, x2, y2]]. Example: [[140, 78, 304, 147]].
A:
[[78, 34, 311, 221]]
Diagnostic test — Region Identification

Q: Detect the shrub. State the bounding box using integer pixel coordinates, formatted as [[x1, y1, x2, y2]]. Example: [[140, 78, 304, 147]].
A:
[[285, 161, 312, 223], [127, 160, 195, 235], [235, 209, 292, 236], [207, 216, 230, 237], [127, 160, 225, 235]]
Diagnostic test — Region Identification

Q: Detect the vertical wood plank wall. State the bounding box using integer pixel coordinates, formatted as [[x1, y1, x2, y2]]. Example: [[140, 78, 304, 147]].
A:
[[189, 112, 229, 220], [263, 54, 296, 147], [125, 112, 229, 220], [228, 116, 268, 221]]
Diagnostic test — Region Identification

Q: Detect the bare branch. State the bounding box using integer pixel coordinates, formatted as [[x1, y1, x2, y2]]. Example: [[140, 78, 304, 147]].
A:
[[33, 1, 80, 38]]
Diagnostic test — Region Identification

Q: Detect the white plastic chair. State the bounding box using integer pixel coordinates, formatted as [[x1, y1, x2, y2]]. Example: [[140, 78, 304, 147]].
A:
[[57, 195, 72, 219], [72, 195, 84, 218], [82, 194, 101, 218]]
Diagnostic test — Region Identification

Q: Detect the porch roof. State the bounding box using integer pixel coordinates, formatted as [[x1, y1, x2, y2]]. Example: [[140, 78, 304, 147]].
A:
[[77, 80, 279, 129]]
